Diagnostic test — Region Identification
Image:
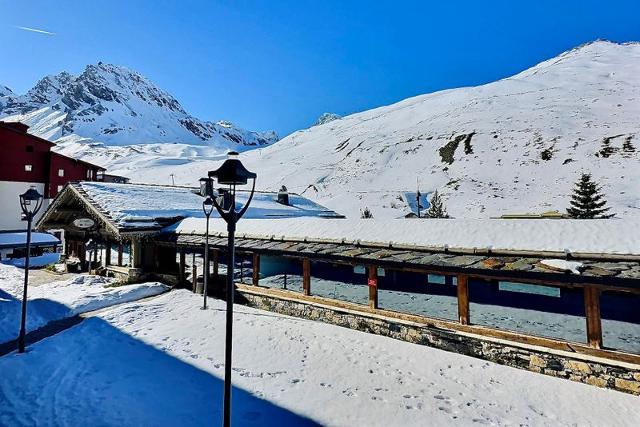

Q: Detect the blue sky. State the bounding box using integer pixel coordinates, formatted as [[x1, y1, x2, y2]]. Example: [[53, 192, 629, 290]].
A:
[[2, 0, 639, 137]]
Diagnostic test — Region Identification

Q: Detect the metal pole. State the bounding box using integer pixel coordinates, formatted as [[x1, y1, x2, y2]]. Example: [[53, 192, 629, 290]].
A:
[[223, 196, 236, 427], [203, 214, 210, 309], [18, 215, 32, 353]]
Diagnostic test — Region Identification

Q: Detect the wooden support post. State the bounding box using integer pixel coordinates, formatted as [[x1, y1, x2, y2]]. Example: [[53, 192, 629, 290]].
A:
[[178, 249, 186, 284], [105, 243, 111, 267], [252, 253, 260, 286], [457, 274, 470, 325], [584, 286, 603, 349], [212, 249, 219, 277], [192, 264, 198, 293], [368, 265, 378, 309], [117, 243, 123, 266], [302, 258, 311, 296]]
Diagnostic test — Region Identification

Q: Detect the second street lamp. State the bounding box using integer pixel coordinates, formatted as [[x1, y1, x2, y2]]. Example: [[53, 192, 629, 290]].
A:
[[202, 194, 214, 310], [17, 187, 44, 353], [208, 151, 256, 427]]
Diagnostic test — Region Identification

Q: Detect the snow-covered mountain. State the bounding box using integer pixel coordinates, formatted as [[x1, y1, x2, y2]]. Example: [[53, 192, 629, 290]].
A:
[[0, 62, 278, 150], [237, 40, 639, 219], [3, 41, 638, 219]]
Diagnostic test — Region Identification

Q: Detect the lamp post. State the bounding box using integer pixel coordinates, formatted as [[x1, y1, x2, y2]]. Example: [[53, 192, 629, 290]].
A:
[[202, 193, 214, 310], [17, 187, 43, 353], [208, 151, 256, 427]]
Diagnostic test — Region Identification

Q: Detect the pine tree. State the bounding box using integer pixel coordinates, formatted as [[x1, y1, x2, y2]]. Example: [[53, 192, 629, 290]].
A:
[[360, 207, 374, 219], [566, 173, 614, 219], [425, 190, 449, 218]]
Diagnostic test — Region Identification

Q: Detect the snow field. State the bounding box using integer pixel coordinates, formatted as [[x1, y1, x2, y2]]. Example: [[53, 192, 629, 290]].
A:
[[1, 290, 638, 426], [0, 263, 169, 345]]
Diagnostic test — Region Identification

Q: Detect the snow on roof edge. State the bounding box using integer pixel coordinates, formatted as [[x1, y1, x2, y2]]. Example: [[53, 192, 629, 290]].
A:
[[169, 217, 640, 256]]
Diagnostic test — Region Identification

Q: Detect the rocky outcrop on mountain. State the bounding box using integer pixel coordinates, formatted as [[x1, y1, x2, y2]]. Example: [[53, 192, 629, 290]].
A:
[[314, 112, 341, 126], [0, 62, 278, 148]]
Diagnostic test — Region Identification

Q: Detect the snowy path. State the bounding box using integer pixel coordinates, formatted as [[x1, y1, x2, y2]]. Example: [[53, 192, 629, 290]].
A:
[[0, 264, 169, 345], [1, 290, 638, 426]]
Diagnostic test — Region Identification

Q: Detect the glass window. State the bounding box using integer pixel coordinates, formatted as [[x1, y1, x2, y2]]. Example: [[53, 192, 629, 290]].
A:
[[57, 185, 63, 192], [469, 279, 586, 343], [379, 270, 459, 321], [24, 164, 32, 172], [58, 168, 64, 177]]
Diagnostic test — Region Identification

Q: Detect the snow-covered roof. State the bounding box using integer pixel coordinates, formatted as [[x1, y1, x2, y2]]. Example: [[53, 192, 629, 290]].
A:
[[72, 182, 342, 230], [171, 217, 640, 256], [0, 232, 60, 249]]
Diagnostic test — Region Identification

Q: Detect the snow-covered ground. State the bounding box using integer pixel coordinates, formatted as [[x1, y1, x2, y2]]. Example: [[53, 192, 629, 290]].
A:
[[0, 290, 638, 426], [0, 263, 168, 345]]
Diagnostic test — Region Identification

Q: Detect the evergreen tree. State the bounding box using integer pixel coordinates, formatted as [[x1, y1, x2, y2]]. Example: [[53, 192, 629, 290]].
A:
[[360, 207, 374, 219], [566, 173, 614, 219], [425, 190, 449, 218]]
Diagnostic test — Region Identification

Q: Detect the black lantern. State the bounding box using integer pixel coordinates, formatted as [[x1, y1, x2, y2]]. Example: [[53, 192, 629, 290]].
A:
[[20, 187, 44, 220], [17, 187, 43, 353], [208, 151, 256, 427]]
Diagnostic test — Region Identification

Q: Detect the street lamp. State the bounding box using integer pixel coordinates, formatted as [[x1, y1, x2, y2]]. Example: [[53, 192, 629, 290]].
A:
[[208, 151, 256, 427], [201, 190, 214, 310], [17, 187, 44, 353]]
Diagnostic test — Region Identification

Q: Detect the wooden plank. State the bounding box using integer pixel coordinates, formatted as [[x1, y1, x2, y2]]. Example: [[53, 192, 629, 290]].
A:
[[457, 274, 470, 325], [303, 258, 311, 296], [252, 253, 260, 286], [368, 265, 378, 309], [584, 286, 603, 349]]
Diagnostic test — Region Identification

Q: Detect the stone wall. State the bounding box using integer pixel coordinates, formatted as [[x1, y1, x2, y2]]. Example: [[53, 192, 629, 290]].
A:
[[236, 289, 640, 395]]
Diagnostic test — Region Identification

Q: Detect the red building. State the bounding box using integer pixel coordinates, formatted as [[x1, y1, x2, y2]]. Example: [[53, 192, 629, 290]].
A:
[[0, 121, 105, 230]]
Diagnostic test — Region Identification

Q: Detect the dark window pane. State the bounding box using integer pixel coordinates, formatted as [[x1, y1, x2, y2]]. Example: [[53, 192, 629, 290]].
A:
[[601, 291, 640, 355]]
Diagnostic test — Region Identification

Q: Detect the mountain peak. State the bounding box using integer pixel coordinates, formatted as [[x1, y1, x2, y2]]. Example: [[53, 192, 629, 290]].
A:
[[0, 63, 278, 148], [314, 112, 341, 126]]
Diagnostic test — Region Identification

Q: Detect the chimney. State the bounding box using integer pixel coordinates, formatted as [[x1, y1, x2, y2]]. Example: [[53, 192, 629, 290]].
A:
[[277, 185, 290, 206]]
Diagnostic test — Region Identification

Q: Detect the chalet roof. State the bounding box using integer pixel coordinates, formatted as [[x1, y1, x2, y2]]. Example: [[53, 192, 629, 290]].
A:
[[165, 217, 640, 287], [37, 181, 344, 237]]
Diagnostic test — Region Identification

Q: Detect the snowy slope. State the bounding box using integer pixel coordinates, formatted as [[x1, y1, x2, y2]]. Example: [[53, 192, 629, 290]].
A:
[[237, 40, 640, 219], [0, 62, 277, 150], [1, 290, 638, 426]]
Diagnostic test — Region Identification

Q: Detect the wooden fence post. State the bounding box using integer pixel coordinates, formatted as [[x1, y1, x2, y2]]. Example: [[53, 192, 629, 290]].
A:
[[178, 249, 186, 284], [584, 286, 603, 349], [117, 243, 123, 266], [192, 264, 198, 293], [213, 249, 219, 277], [105, 243, 111, 267], [252, 253, 260, 286], [368, 265, 378, 309], [457, 274, 470, 325], [303, 258, 311, 296]]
